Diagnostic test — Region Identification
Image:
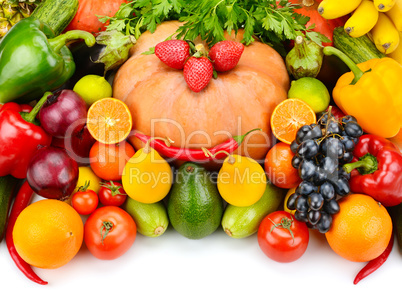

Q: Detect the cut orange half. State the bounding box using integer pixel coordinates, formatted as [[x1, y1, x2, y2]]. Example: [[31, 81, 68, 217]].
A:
[[270, 98, 316, 144], [87, 98, 132, 144]]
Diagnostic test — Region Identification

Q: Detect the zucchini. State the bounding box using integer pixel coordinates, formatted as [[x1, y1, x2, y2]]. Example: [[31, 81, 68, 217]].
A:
[[123, 197, 169, 237], [31, 0, 79, 36], [221, 182, 286, 239], [333, 26, 386, 64], [0, 175, 19, 242]]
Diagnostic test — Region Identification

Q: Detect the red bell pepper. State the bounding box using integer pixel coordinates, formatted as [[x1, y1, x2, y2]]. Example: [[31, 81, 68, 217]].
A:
[[0, 92, 52, 179], [343, 134, 402, 207]]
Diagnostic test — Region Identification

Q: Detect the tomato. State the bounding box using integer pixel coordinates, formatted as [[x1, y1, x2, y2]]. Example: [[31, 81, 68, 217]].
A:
[[71, 188, 99, 215], [257, 211, 309, 263], [84, 206, 136, 260], [99, 181, 127, 207]]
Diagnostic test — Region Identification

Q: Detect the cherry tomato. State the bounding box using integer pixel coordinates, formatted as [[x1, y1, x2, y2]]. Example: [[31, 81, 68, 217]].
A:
[[257, 211, 309, 263], [84, 206, 136, 260], [71, 188, 99, 215], [99, 181, 127, 207]]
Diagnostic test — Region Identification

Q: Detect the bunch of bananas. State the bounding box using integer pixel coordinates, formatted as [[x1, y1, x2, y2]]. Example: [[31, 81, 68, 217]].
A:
[[318, 0, 402, 55]]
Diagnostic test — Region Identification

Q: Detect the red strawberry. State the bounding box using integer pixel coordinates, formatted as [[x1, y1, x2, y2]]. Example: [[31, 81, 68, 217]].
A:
[[209, 40, 244, 72], [154, 40, 191, 70], [183, 56, 213, 93]]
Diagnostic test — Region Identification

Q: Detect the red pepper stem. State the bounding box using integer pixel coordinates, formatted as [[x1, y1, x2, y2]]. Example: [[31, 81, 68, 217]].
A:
[[21, 91, 52, 123], [231, 128, 262, 147], [323, 46, 364, 85], [343, 153, 378, 175]]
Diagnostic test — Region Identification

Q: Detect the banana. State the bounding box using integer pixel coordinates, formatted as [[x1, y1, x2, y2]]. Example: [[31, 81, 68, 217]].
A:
[[344, 0, 379, 37], [371, 12, 400, 54], [387, 32, 402, 64], [374, 0, 396, 11], [318, 0, 362, 19], [385, 0, 402, 30]]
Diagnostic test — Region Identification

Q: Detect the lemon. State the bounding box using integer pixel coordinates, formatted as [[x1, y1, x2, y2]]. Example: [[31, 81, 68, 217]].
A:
[[73, 75, 112, 106], [287, 77, 330, 113], [74, 166, 101, 195]]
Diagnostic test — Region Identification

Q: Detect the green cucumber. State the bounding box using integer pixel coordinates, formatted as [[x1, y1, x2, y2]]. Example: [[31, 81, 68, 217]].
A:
[[0, 175, 19, 242], [333, 27, 386, 64], [222, 182, 286, 239], [123, 197, 169, 237], [31, 0, 79, 36]]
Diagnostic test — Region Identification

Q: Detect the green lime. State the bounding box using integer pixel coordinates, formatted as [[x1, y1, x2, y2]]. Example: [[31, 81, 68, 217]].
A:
[[73, 75, 112, 106], [287, 77, 330, 113]]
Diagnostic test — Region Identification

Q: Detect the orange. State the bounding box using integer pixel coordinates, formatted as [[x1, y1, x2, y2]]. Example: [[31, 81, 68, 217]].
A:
[[87, 97, 132, 144], [13, 199, 84, 269], [270, 98, 316, 144], [264, 142, 302, 189], [325, 194, 393, 262], [89, 140, 135, 181]]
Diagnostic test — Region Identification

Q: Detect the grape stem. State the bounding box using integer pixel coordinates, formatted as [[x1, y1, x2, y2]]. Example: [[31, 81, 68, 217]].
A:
[[343, 153, 378, 175]]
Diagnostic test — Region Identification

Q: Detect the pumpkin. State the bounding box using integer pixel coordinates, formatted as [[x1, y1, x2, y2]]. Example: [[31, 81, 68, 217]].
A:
[[65, 0, 128, 35], [113, 21, 290, 167]]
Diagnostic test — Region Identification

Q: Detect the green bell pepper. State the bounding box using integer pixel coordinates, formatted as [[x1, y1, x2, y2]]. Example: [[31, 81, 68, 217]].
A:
[[0, 17, 95, 104]]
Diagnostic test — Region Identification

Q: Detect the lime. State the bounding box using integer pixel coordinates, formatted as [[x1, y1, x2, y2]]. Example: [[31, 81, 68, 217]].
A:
[[73, 75, 112, 106], [287, 77, 330, 113]]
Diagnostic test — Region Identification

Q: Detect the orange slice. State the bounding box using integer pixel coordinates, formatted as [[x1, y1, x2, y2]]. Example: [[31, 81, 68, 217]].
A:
[[87, 98, 132, 144], [270, 98, 316, 144]]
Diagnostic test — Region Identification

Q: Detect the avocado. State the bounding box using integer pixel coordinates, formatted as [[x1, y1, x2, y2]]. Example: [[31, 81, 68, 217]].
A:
[[167, 162, 224, 240]]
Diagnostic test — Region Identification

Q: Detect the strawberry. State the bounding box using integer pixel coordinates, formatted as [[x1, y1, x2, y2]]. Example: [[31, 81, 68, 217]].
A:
[[208, 40, 244, 72], [154, 40, 191, 70], [183, 56, 213, 93]]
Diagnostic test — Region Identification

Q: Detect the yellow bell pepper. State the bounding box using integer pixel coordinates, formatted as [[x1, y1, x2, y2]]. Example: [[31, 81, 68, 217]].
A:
[[323, 46, 402, 139]]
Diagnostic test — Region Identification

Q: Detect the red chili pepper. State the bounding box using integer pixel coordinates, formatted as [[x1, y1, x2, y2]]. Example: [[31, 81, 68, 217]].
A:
[[343, 134, 402, 207], [5, 181, 47, 285], [0, 92, 52, 179], [353, 233, 394, 285], [134, 128, 261, 161]]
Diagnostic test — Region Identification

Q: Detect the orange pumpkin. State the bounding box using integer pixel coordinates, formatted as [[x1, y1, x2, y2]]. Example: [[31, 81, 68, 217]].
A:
[[113, 21, 289, 166]]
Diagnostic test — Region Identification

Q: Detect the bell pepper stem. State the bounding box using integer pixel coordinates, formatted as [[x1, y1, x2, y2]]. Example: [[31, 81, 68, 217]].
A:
[[20, 92, 53, 124], [48, 30, 96, 53], [323, 46, 364, 85], [232, 128, 262, 146], [343, 153, 378, 175]]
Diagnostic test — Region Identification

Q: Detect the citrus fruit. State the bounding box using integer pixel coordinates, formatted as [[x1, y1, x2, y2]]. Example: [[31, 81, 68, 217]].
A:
[[73, 75, 112, 106], [90, 140, 135, 181], [13, 199, 84, 269], [288, 77, 330, 113], [325, 194, 393, 262], [75, 166, 101, 194], [87, 97, 132, 144], [270, 98, 317, 144], [284, 187, 296, 215]]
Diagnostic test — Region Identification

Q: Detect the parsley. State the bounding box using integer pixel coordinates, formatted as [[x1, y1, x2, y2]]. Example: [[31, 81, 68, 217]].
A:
[[101, 0, 329, 55]]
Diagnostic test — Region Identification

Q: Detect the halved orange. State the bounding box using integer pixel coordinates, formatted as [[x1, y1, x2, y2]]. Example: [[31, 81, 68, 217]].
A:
[[87, 98, 132, 144], [270, 98, 316, 144]]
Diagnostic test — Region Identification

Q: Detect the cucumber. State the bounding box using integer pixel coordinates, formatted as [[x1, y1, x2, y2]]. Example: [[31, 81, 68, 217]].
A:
[[0, 175, 19, 242], [333, 26, 386, 64], [31, 0, 79, 36], [123, 197, 169, 237], [221, 182, 286, 239]]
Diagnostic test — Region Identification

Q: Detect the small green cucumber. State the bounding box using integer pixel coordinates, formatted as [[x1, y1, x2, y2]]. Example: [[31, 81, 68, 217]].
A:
[[222, 182, 286, 239], [123, 197, 169, 237]]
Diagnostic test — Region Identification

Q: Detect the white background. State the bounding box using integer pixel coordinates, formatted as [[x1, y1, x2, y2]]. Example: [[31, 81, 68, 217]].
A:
[[0, 195, 400, 298]]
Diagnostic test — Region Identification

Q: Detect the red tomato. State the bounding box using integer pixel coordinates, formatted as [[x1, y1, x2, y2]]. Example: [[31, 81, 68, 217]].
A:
[[84, 206, 136, 260], [258, 211, 309, 263], [71, 189, 99, 215], [99, 181, 127, 207]]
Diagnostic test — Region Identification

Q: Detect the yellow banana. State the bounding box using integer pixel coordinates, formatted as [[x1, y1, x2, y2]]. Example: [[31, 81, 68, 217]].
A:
[[387, 32, 402, 63], [371, 13, 400, 54], [374, 0, 396, 11], [385, 0, 402, 30], [344, 0, 379, 37], [318, 0, 362, 19]]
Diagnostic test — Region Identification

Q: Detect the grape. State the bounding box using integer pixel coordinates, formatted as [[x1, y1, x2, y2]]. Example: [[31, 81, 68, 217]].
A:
[[344, 121, 363, 138], [297, 139, 319, 159], [319, 182, 335, 201], [304, 124, 323, 140], [287, 193, 298, 210], [323, 199, 340, 215], [317, 212, 332, 233], [308, 192, 324, 211], [296, 195, 309, 212], [290, 140, 299, 154], [291, 155, 303, 169], [298, 159, 317, 181], [340, 136, 356, 152], [296, 181, 317, 196], [330, 176, 350, 196], [326, 121, 341, 135], [313, 167, 327, 186], [308, 210, 322, 225], [338, 167, 351, 179], [320, 156, 337, 175], [322, 138, 344, 159], [294, 210, 308, 223], [340, 152, 354, 163], [341, 115, 357, 124], [295, 125, 312, 144]]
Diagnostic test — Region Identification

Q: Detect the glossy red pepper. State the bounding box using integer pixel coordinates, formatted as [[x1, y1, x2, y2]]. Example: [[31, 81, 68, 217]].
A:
[[343, 134, 402, 207], [5, 180, 47, 285], [134, 128, 261, 162], [353, 233, 394, 285], [0, 92, 52, 179]]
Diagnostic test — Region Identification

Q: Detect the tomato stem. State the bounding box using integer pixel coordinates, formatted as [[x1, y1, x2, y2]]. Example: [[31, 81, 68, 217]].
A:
[[269, 217, 295, 245], [100, 221, 114, 245]]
